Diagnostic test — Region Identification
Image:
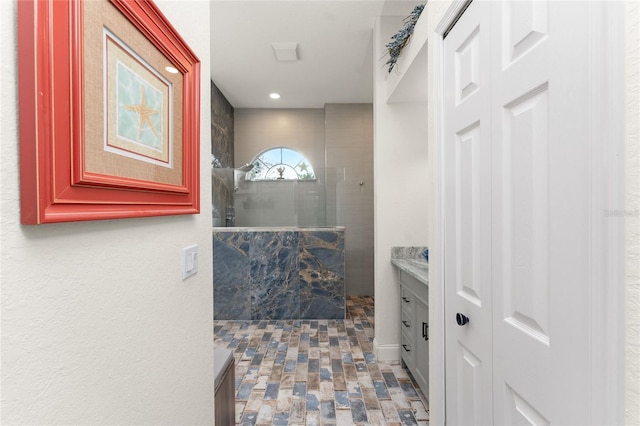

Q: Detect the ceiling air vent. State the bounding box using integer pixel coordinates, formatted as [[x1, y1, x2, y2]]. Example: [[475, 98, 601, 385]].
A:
[[271, 42, 299, 62]]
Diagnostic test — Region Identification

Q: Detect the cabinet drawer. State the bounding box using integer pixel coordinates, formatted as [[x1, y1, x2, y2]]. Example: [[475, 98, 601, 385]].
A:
[[401, 309, 412, 332], [401, 327, 413, 346], [400, 286, 413, 315], [401, 328, 415, 368], [400, 270, 428, 305]]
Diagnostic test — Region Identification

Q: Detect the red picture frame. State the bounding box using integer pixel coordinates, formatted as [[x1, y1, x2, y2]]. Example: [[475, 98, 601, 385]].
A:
[[18, 0, 201, 224]]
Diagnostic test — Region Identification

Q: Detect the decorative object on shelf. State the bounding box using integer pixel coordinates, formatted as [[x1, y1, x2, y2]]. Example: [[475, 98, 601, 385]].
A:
[[18, 0, 201, 224], [385, 3, 425, 73], [422, 248, 429, 262]]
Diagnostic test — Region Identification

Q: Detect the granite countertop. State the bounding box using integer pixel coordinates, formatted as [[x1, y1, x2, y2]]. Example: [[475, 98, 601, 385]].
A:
[[391, 247, 429, 285]]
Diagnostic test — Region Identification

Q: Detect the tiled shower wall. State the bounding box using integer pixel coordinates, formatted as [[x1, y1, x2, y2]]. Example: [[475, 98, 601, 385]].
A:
[[233, 106, 374, 296], [233, 109, 328, 227], [325, 104, 374, 296], [211, 81, 234, 224]]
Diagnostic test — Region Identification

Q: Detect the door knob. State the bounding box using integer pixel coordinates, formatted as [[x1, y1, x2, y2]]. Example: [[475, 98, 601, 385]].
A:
[[456, 313, 470, 326]]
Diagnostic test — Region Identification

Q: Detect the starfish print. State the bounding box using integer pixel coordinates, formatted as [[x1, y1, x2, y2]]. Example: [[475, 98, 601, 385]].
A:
[[124, 85, 159, 139]]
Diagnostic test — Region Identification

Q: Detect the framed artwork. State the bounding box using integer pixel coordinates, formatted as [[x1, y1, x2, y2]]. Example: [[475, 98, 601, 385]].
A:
[[18, 0, 201, 224]]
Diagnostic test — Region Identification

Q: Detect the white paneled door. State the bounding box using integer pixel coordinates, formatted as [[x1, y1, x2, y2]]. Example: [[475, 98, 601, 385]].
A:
[[443, 1, 493, 424], [444, 1, 591, 424]]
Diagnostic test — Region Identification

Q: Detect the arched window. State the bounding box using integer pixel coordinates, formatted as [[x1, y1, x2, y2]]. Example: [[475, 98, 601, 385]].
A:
[[245, 147, 316, 181]]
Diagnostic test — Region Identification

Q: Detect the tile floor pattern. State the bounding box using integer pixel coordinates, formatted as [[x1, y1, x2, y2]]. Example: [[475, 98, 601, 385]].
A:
[[214, 296, 429, 425]]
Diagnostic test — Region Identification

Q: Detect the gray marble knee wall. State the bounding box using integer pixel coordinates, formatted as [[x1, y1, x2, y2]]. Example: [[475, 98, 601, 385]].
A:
[[213, 227, 345, 320]]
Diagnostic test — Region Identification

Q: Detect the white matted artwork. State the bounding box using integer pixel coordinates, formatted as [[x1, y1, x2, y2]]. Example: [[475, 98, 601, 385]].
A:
[[104, 28, 173, 168]]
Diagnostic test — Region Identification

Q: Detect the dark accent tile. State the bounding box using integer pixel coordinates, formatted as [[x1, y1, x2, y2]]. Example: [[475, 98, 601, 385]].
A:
[[374, 380, 390, 399], [308, 358, 320, 373], [250, 353, 264, 366], [306, 392, 320, 411], [320, 367, 332, 381], [264, 382, 280, 400], [236, 382, 254, 401], [383, 371, 400, 388], [284, 359, 296, 373], [334, 391, 350, 409], [235, 342, 248, 353], [320, 400, 336, 421], [398, 409, 418, 425], [292, 382, 306, 398], [239, 410, 258, 426], [350, 399, 368, 423], [272, 412, 289, 425], [399, 380, 419, 399]]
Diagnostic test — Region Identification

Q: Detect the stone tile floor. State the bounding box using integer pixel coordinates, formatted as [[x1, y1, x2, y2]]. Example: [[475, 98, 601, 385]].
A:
[[213, 296, 429, 425]]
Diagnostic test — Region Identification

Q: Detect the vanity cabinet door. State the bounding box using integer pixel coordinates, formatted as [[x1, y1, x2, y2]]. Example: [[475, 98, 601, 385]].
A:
[[399, 269, 429, 398]]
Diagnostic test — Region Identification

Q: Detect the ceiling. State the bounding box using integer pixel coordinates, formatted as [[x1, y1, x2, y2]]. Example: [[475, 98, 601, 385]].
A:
[[210, 1, 424, 109]]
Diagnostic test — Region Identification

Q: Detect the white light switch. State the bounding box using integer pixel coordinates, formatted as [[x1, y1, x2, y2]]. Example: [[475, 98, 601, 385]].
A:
[[182, 245, 198, 279]]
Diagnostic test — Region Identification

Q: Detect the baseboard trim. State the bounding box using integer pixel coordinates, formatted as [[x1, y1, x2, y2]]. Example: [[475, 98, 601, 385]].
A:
[[373, 339, 400, 362]]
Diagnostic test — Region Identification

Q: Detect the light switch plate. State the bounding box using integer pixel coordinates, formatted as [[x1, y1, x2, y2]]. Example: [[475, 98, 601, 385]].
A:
[[182, 245, 198, 280]]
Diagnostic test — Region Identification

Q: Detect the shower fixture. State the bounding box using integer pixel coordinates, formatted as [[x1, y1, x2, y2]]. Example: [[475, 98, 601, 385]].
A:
[[237, 163, 254, 172]]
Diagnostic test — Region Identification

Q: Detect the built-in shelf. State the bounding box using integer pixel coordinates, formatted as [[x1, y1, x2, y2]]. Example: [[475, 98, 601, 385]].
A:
[[385, 10, 428, 104]]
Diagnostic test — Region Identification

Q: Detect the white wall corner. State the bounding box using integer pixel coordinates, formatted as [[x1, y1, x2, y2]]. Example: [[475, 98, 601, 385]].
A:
[[373, 338, 401, 362]]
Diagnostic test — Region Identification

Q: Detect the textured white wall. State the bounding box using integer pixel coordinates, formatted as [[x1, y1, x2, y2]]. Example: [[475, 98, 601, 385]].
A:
[[0, 1, 214, 424], [625, 1, 640, 423], [373, 15, 430, 362]]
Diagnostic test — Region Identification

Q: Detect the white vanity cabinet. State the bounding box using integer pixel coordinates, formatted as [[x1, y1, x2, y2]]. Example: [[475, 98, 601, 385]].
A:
[[399, 269, 429, 397]]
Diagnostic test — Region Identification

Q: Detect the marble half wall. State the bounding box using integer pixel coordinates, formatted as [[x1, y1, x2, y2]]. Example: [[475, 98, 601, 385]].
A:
[[213, 227, 345, 320]]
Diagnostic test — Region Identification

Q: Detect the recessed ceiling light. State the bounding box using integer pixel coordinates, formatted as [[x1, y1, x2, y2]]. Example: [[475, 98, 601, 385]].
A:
[[269, 93, 281, 100], [165, 66, 179, 74]]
